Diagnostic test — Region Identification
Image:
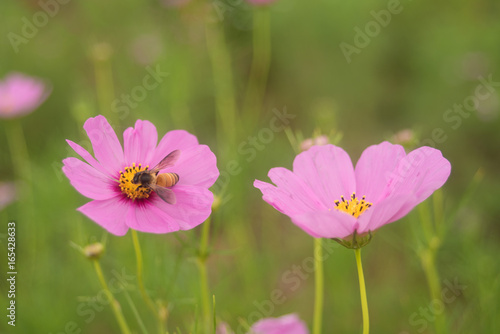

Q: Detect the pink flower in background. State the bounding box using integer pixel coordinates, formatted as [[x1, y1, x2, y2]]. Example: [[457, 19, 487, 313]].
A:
[[300, 135, 329, 152], [0, 182, 17, 211], [250, 314, 309, 334], [216, 314, 308, 334], [63, 115, 219, 236], [216, 322, 233, 334], [161, 0, 191, 7], [0, 73, 51, 118], [254, 142, 451, 245]]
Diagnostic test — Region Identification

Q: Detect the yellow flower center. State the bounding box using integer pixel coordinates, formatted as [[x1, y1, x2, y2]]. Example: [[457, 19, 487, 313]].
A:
[[333, 193, 372, 218], [119, 163, 151, 200]]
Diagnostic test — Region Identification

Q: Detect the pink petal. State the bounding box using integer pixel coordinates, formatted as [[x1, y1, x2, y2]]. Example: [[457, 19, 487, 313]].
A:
[[169, 145, 219, 188], [151, 130, 199, 167], [357, 194, 413, 232], [62, 157, 117, 200], [78, 197, 130, 236], [66, 140, 110, 176], [151, 185, 213, 230], [382, 146, 451, 222], [291, 209, 357, 239], [250, 314, 309, 334], [354, 141, 406, 203], [254, 167, 325, 217], [293, 145, 356, 207], [83, 115, 124, 175], [125, 200, 181, 234], [380, 146, 451, 222], [123, 119, 158, 166]]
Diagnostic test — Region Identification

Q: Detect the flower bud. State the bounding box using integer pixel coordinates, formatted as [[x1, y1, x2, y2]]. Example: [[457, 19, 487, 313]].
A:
[[83, 242, 105, 259]]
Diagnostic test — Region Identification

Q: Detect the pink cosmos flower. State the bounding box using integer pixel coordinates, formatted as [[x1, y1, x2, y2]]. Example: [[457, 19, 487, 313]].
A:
[[254, 142, 451, 246], [0, 73, 51, 118], [216, 314, 308, 334], [250, 314, 309, 334], [63, 115, 219, 236]]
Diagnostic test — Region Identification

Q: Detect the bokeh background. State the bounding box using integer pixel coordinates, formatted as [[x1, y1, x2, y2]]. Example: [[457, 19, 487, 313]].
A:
[[1, 0, 499, 333]]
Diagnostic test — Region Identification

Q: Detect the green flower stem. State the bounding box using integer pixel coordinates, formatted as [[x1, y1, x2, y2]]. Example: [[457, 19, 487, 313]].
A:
[[197, 217, 212, 333], [432, 189, 444, 237], [131, 230, 165, 334], [417, 201, 434, 246], [420, 248, 446, 334], [123, 288, 150, 334], [5, 120, 37, 285], [92, 259, 132, 334], [355, 248, 369, 334], [418, 193, 447, 334], [205, 16, 237, 149], [6, 120, 31, 184], [91, 45, 118, 125], [313, 238, 324, 334], [243, 6, 271, 126]]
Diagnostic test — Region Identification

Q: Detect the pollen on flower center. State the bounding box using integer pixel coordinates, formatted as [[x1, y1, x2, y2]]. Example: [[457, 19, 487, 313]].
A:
[[333, 193, 372, 218], [119, 163, 150, 200]]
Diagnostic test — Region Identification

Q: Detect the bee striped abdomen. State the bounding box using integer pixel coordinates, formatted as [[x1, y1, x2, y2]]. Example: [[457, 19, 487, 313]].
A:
[[157, 173, 179, 188]]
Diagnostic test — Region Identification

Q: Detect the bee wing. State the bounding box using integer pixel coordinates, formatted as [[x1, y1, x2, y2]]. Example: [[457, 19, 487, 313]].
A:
[[150, 184, 177, 204], [150, 150, 181, 173]]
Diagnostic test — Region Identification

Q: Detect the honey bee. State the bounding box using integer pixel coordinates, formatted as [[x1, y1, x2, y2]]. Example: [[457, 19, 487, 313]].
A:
[[132, 150, 180, 204]]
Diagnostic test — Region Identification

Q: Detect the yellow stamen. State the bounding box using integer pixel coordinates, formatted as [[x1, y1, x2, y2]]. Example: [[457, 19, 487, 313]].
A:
[[333, 192, 372, 218], [119, 163, 150, 200]]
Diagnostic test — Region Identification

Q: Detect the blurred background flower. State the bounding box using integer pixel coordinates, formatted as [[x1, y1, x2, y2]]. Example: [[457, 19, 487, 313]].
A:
[[251, 313, 308, 334], [0, 182, 17, 211], [299, 135, 329, 151], [0, 72, 50, 118]]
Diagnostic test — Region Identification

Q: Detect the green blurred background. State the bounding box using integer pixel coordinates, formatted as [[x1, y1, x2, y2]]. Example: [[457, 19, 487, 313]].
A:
[[1, 0, 499, 333]]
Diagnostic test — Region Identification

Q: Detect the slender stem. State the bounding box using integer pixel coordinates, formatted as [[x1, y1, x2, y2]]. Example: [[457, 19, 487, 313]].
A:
[[354, 248, 369, 334], [131, 230, 165, 334], [123, 288, 150, 334], [420, 249, 446, 334], [6, 120, 31, 184], [5, 120, 37, 285], [197, 217, 212, 333], [205, 14, 237, 149], [432, 189, 444, 238], [417, 200, 434, 245], [92, 44, 118, 125], [92, 260, 132, 334], [243, 7, 271, 125], [418, 192, 446, 334], [313, 238, 324, 334]]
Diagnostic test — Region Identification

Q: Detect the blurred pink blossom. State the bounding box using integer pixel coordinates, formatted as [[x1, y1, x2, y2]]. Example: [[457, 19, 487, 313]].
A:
[[391, 129, 415, 146], [251, 314, 309, 334], [216, 314, 308, 334], [0, 73, 50, 118], [300, 135, 329, 151], [161, 0, 191, 7], [0, 182, 17, 211], [216, 322, 233, 334]]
